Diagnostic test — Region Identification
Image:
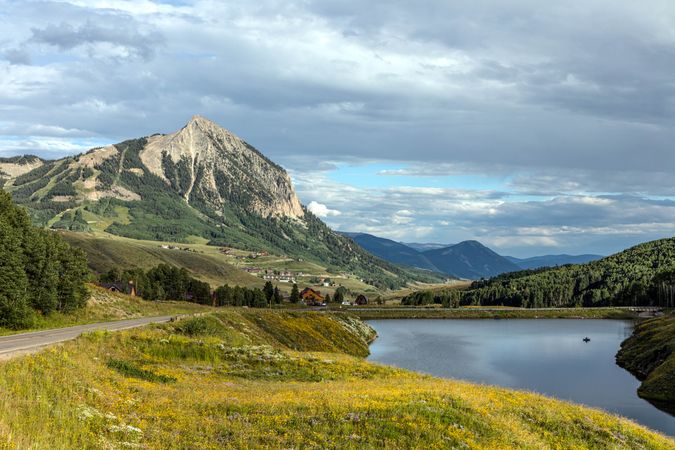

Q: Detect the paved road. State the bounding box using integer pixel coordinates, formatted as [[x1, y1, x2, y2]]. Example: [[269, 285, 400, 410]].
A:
[[0, 316, 175, 359]]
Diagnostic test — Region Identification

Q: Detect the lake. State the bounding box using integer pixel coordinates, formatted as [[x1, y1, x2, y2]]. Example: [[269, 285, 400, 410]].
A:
[[367, 319, 675, 437]]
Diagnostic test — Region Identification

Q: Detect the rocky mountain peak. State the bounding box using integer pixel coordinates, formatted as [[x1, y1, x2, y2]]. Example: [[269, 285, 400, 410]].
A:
[[140, 116, 304, 219]]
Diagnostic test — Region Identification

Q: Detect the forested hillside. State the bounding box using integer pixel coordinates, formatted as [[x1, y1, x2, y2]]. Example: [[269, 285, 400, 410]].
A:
[[340, 232, 440, 271], [462, 238, 675, 307], [0, 191, 89, 328], [422, 240, 520, 279]]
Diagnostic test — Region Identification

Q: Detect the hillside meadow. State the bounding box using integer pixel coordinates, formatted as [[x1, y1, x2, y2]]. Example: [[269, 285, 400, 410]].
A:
[[617, 311, 675, 409], [0, 310, 672, 449]]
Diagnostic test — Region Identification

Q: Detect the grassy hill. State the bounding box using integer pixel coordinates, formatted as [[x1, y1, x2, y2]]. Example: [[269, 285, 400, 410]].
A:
[[462, 237, 675, 308], [616, 312, 675, 411], [0, 310, 672, 448], [58, 231, 397, 299], [59, 231, 263, 288]]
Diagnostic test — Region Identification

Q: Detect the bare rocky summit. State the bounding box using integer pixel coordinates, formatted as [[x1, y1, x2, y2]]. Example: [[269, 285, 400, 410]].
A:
[[141, 115, 304, 219]]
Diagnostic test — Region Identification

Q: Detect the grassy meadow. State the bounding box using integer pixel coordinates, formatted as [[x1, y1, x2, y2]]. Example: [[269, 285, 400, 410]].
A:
[[0, 309, 672, 449]]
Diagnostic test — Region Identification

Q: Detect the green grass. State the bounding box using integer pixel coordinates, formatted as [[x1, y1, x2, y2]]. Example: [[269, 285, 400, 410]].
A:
[[0, 285, 213, 336], [57, 230, 429, 297], [59, 231, 264, 288], [616, 311, 675, 410], [0, 310, 671, 449]]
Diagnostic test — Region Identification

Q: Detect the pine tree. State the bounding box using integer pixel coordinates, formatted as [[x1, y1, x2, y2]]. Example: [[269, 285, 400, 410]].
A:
[[290, 283, 300, 303], [273, 286, 282, 304], [0, 219, 30, 328], [263, 281, 274, 303]]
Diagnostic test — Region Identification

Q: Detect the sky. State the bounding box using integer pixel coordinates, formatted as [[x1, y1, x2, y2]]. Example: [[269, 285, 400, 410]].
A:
[[2, 1, 675, 257]]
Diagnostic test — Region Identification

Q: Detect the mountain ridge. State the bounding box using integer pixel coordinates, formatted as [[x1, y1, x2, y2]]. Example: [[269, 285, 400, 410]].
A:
[[422, 240, 521, 279], [339, 232, 441, 272], [505, 254, 603, 270], [1, 116, 443, 289]]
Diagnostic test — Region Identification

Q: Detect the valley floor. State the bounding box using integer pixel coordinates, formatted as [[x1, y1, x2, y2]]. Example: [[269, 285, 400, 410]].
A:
[[0, 310, 672, 449]]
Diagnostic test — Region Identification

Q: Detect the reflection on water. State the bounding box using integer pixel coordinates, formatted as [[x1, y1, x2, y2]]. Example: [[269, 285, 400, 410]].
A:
[[367, 319, 674, 436]]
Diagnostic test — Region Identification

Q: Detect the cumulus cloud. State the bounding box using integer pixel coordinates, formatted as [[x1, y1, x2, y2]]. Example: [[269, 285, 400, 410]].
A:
[[307, 201, 342, 217]]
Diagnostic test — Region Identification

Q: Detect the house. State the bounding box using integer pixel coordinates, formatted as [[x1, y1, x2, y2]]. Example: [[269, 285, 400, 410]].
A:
[[99, 282, 123, 293], [354, 294, 368, 305], [98, 281, 136, 297], [300, 287, 325, 306]]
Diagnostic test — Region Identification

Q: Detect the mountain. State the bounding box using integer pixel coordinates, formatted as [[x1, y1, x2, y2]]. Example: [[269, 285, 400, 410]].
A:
[[422, 240, 521, 279], [340, 232, 441, 272], [465, 237, 675, 308], [1, 116, 443, 289], [505, 254, 603, 270], [403, 242, 447, 252]]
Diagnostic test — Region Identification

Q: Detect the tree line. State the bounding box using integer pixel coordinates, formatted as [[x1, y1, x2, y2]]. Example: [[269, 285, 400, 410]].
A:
[[0, 190, 89, 328], [101, 264, 285, 308], [403, 238, 675, 308]]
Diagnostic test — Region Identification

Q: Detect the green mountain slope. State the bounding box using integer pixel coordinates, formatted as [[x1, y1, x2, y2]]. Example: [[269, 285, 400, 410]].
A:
[[339, 232, 441, 272], [2, 116, 443, 289], [464, 238, 675, 307], [423, 240, 521, 279]]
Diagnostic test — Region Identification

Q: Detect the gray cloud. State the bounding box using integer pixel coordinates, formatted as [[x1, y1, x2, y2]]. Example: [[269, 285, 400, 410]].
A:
[[1, 0, 674, 255], [31, 20, 163, 60]]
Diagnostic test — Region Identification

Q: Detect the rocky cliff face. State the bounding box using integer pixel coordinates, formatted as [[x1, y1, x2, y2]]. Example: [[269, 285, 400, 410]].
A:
[[141, 115, 304, 219], [0, 156, 44, 179]]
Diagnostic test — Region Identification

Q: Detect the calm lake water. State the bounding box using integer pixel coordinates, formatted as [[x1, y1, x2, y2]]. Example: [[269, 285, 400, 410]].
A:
[[367, 319, 675, 437]]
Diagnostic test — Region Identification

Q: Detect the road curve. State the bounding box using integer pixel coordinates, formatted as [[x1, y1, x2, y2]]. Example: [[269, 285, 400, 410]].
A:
[[0, 316, 175, 359]]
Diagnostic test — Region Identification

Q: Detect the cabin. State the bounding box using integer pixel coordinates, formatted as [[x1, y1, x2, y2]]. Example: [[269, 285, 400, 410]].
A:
[[99, 282, 123, 293], [354, 294, 368, 305], [300, 287, 325, 306], [98, 281, 136, 297]]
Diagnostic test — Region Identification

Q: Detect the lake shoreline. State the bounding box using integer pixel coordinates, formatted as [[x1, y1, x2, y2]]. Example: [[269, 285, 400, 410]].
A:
[[346, 306, 644, 320]]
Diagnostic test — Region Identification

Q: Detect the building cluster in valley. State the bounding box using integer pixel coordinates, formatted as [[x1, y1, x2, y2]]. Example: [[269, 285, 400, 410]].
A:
[[243, 267, 301, 283], [299, 287, 369, 307], [159, 244, 199, 253]]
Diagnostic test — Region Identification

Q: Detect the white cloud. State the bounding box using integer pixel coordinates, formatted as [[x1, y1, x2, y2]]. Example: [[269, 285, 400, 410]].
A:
[[307, 201, 341, 217]]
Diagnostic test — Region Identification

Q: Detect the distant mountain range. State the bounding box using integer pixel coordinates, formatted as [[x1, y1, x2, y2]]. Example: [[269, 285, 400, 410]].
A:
[[340, 233, 439, 272], [423, 240, 521, 279], [403, 242, 447, 252], [343, 232, 603, 279], [504, 254, 602, 270]]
